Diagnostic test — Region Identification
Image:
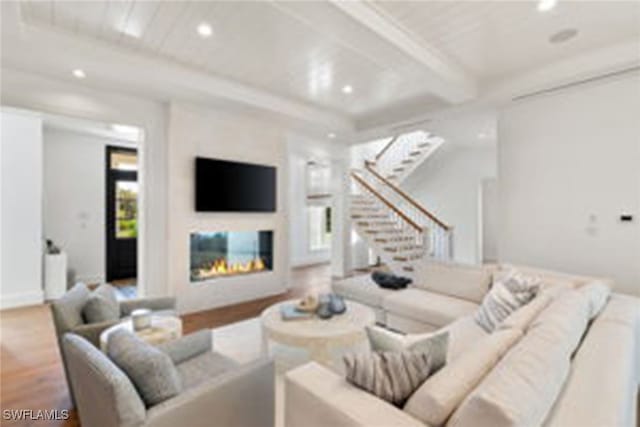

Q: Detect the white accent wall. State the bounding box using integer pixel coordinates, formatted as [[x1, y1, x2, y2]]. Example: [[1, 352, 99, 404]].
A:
[[403, 144, 497, 264], [42, 127, 133, 285], [498, 72, 640, 296], [0, 109, 44, 309], [167, 102, 290, 314]]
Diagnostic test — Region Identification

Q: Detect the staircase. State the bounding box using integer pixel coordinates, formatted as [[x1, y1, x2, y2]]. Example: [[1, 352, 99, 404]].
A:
[[350, 131, 452, 274]]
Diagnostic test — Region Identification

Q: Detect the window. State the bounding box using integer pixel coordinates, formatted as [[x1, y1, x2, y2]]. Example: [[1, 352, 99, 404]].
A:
[[110, 150, 137, 171], [115, 181, 138, 239], [309, 206, 331, 250]]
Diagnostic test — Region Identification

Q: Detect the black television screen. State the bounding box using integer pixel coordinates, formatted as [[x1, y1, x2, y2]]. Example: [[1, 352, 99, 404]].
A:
[[195, 157, 276, 212]]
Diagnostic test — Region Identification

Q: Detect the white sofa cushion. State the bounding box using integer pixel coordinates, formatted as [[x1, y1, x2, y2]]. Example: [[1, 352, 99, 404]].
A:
[[497, 288, 556, 332], [411, 261, 493, 304], [404, 328, 522, 426], [332, 275, 396, 309], [442, 315, 488, 362], [576, 281, 611, 319], [285, 362, 426, 427], [544, 320, 638, 427], [498, 263, 610, 289], [383, 289, 478, 329], [449, 289, 591, 427]]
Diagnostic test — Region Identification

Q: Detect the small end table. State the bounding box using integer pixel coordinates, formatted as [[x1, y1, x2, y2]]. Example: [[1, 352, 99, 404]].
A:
[[99, 315, 183, 352]]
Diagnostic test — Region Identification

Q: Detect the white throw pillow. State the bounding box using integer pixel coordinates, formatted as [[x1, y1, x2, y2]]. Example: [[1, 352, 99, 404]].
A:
[[577, 281, 611, 319], [366, 326, 449, 372], [475, 270, 541, 332]]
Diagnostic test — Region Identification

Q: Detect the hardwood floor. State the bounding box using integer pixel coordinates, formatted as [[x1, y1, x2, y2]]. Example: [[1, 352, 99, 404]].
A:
[[0, 264, 332, 427]]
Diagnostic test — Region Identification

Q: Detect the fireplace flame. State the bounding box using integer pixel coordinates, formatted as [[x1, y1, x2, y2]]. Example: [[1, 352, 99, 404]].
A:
[[198, 257, 267, 279]]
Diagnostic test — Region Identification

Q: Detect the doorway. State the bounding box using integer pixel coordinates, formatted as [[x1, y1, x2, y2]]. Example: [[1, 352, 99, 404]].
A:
[[106, 146, 138, 282]]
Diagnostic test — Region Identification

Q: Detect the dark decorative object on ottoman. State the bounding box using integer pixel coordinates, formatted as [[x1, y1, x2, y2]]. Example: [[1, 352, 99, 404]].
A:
[[371, 271, 412, 290]]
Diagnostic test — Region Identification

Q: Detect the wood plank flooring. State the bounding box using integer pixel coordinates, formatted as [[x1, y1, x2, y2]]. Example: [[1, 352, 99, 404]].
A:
[[0, 264, 332, 427]]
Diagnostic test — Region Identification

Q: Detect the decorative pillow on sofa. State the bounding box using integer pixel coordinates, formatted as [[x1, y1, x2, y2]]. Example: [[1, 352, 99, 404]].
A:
[[107, 329, 182, 407], [344, 349, 434, 407], [366, 326, 449, 372], [475, 271, 540, 333], [82, 284, 120, 323]]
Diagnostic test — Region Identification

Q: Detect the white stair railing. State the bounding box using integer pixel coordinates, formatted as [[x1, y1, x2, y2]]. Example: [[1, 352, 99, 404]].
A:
[[371, 130, 444, 183], [351, 173, 427, 252], [354, 165, 453, 260]]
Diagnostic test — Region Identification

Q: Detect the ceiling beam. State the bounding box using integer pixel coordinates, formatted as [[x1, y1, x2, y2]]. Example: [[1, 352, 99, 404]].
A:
[[329, 1, 477, 104]]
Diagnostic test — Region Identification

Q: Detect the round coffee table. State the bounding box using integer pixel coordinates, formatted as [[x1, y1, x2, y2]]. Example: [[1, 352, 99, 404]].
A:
[[260, 300, 375, 367], [99, 315, 183, 352]]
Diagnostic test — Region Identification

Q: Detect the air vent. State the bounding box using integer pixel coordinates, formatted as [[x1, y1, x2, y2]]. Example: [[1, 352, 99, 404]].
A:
[[512, 66, 640, 102]]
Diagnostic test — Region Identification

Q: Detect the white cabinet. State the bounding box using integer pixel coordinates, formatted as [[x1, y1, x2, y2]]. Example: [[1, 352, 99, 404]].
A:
[[44, 252, 67, 300]]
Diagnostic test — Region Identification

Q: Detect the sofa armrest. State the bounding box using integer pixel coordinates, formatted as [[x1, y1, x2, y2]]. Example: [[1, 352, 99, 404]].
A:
[[72, 320, 120, 347], [285, 362, 425, 427], [120, 297, 176, 316], [157, 330, 212, 364], [145, 358, 275, 427]]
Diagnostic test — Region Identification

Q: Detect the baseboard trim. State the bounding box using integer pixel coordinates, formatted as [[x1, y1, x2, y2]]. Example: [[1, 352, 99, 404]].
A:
[[0, 290, 44, 310]]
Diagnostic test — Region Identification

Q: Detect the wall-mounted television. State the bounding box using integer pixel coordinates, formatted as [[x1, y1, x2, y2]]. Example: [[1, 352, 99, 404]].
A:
[[195, 157, 276, 212]]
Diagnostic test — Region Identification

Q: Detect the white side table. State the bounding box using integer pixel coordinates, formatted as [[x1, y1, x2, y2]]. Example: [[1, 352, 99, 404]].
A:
[[99, 315, 183, 352], [44, 252, 67, 300], [260, 300, 375, 368]]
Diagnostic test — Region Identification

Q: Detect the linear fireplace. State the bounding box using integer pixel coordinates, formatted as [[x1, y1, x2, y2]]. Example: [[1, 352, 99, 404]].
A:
[[190, 230, 273, 282]]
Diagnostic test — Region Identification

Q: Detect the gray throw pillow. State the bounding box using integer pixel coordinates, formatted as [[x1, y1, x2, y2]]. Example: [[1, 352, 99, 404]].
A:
[[344, 350, 434, 406], [83, 284, 120, 323], [107, 329, 182, 407], [52, 282, 91, 331]]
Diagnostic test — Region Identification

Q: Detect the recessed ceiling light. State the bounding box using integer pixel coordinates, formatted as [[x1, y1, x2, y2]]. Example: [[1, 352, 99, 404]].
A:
[[342, 85, 354, 94], [537, 0, 557, 12], [197, 22, 213, 38], [72, 69, 86, 79], [549, 28, 578, 44], [328, 132, 336, 139]]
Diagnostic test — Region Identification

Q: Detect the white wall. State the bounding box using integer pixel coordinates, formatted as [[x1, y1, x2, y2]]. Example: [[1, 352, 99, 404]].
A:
[[403, 144, 497, 264], [479, 178, 499, 263], [167, 102, 290, 314], [498, 72, 640, 296], [42, 127, 133, 284], [288, 154, 331, 267], [0, 109, 44, 308], [287, 134, 345, 268], [1, 68, 168, 297]]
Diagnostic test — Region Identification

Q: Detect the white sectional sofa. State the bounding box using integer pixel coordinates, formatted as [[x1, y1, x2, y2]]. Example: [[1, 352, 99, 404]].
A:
[[285, 261, 640, 427]]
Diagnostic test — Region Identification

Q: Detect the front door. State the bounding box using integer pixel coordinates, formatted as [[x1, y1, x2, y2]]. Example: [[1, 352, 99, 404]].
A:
[[106, 146, 138, 282]]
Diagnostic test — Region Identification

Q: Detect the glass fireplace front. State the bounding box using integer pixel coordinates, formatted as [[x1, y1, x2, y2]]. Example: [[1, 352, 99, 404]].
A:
[[190, 230, 273, 282]]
